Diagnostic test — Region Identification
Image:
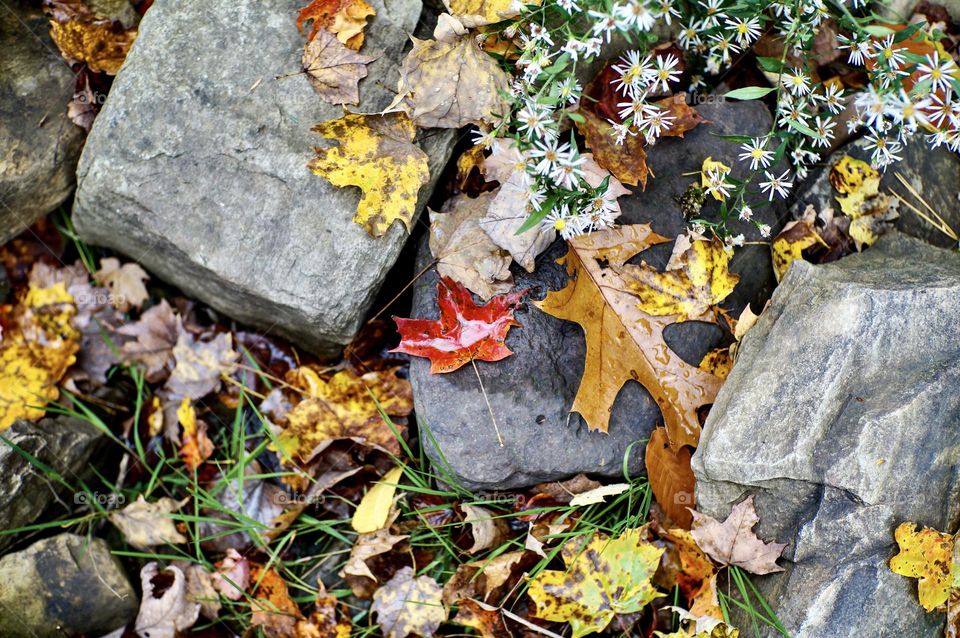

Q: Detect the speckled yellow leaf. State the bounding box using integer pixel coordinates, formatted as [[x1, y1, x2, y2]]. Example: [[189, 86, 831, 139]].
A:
[[442, 0, 536, 27], [528, 527, 664, 638], [48, 18, 136, 75], [309, 113, 430, 237], [353, 466, 404, 533], [396, 32, 511, 128], [623, 237, 739, 321], [890, 522, 956, 611], [830, 155, 898, 249], [0, 283, 80, 430], [274, 366, 412, 465], [771, 220, 823, 282]]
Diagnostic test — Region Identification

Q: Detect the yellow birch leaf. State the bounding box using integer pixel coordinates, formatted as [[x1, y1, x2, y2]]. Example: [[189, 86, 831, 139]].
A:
[[890, 521, 956, 611], [309, 113, 430, 237], [529, 527, 664, 638], [352, 466, 403, 533]]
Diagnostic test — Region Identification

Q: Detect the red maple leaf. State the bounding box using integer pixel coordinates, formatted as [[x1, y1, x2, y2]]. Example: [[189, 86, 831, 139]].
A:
[[391, 277, 526, 373]]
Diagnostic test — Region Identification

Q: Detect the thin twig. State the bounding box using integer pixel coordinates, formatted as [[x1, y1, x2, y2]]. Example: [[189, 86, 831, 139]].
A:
[[471, 358, 504, 447]]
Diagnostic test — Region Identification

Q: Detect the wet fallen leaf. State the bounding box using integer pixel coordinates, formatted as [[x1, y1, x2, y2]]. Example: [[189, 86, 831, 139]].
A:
[[576, 108, 649, 189], [45, 0, 137, 74], [353, 466, 404, 533], [830, 155, 899, 249], [689, 495, 786, 575], [441, 0, 532, 27], [568, 483, 631, 507], [249, 563, 305, 638], [164, 331, 239, 402], [274, 366, 411, 464], [109, 494, 188, 551], [309, 113, 430, 237], [0, 283, 80, 430], [178, 398, 214, 470], [698, 348, 732, 380], [655, 94, 708, 138], [303, 30, 381, 105], [341, 524, 410, 597], [94, 257, 149, 312], [535, 226, 723, 446], [395, 22, 511, 128], [430, 192, 513, 300], [118, 299, 182, 382], [623, 235, 739, 321], [645, 427, 696, 528], [371, 566, 447, 638], [529, 527, 664, 637], [461, 503, 509, 554], [392, 276, 526, 373], [771, 220, 823, 282], [890, 521, 956, 611], [296, 0, 375, 49], [135, 562, 201, 638]]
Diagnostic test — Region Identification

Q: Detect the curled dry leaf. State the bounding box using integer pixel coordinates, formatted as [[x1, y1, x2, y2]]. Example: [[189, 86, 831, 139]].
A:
[[135, 562, 201, 638], [303, 30, 381, 106], [44, 0, 137, 74], [689, 495, 786, 575], [461, 503, 509, 554], [429, 191, 513, 300], [309, 113, 430, 237], [568, 483, 631, 507], [624, 236, 739, 321], [0, 283, 80, 430], [645, 427, 696, 528], [529, 527, 664, 638], [889, 521, 957, 611], [534, 225, 723, 447], [275, 366, 411, 464], [296, 0, 375, 49], [249, 563, 304, 638], [655, 94, 709, 138], [534, 473, 602, 502], [392, 276, 526, 373], [395, 26, 511, 129], [340, 524, 410, 598], [109, 494, 188, 551], [118, 299, 182, 382], [453, 599, 509, 638], [294, 581, 353, 637], [371, 566, 447, 638], [94, 257, 149, 312], [177, 562, 222, 621], [212, 548, 251, 601]]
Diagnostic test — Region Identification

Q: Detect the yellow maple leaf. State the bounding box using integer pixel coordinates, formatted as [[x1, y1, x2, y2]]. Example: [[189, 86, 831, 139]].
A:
[[770, 220, 825, 282], [274, 366, 412, 464], [0, 283, 80, 430], [529, 527, 664, 637], [623, 236, 739, 321], [890, 522, 956, 611], [309, 113, 430, 237], [535, 226, 723, 447]]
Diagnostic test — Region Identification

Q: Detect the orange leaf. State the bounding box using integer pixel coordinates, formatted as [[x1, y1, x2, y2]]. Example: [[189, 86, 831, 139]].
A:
[[654, 94, 708, 139], [296, 0, 375, 49], [645, 427, 696, 528], [576, 109, 649, 189]]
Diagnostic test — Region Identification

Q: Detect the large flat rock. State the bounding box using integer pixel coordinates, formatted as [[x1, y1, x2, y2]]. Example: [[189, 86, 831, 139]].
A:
[[410, 101, 788, 490], [0, 0, 85, 243], [692, 233, 960, 637], [74, 0, 454, 356]]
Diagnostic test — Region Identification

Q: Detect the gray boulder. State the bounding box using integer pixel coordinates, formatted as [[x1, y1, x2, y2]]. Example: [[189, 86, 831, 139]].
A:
[[74, 0, 455, 357], [0, 416, 109, 553], [789, 136, 960, 249], [692, 233, 960, 638], [410, 101, 787, 490], [0, 0, 85, 243], [0, 533, 138, 637]]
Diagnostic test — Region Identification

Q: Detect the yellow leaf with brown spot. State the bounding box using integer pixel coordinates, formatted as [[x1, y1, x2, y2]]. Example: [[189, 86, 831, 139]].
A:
[[442, 0, 536, 27], [699, 348, 732, 380], [528, 527, 664, 638], [830, 155, 898, 249], [890, 522, 956, 611], [396, 32, 511, 129], [771, 220, 824, 282], [274, 367, 412, 464], [576, 108, 648, 188], [623, 236, 739, 321], [0, 283, 80, 430], [452, 599, 508, 637], [534, 226, 723, 447], [309, 113, 430, 237], [47, 9, 136, 75]]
